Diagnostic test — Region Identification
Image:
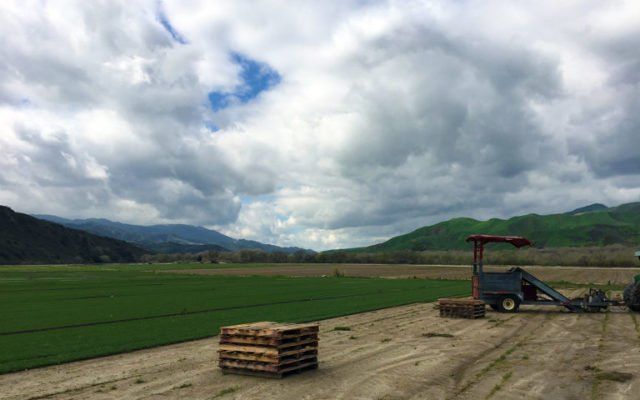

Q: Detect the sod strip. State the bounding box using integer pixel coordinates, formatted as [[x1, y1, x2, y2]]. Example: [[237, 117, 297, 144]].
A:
[[0, 282, 464, 336]]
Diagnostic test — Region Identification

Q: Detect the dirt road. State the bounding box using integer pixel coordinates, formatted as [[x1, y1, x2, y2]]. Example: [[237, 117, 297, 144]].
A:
[[2, 299, 639, 400], [167, 264, 640, 285]]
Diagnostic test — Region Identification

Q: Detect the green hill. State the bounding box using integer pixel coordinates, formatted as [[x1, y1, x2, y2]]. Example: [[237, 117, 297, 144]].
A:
[[347, 202, 640, 252], [0, 206, 147, 264]]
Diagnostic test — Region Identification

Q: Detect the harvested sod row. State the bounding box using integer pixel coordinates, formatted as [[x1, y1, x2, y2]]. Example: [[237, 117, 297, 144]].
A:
[[0, 266, 468, 374]]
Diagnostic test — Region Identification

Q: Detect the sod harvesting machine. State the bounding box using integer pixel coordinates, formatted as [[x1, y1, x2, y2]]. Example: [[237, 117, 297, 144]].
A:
[[468, 234, 640, 313]]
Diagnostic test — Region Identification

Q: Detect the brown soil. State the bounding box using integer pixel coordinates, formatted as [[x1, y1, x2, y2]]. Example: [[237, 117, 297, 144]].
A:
[[166, 264, 640, 285], [2, 297, 639, 400]]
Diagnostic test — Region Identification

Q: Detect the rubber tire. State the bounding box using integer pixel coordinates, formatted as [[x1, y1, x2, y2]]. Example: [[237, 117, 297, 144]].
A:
[[624, 282, 640, 312], [496, 295, 520, 313]]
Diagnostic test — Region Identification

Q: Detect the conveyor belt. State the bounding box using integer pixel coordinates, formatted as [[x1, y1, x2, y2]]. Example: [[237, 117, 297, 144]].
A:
[[514, 267, 580, 311]]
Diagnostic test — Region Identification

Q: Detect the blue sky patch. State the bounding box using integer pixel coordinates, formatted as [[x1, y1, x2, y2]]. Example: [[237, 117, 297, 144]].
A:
[[204, 121, 220, 132], [157, 6, 187, 44], [208, 52, 281, 111]]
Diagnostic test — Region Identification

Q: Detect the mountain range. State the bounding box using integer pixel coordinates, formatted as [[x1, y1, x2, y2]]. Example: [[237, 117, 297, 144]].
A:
[[35, 215, 307, 254], [343, 202, 640, 252], [0, 206, 145, 264], [2, 201, 639, 265]]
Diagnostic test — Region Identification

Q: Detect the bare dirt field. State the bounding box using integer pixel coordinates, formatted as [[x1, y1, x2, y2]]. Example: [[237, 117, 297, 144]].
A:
[[3, 294, 640, 400], [167, 264, 640, 285]]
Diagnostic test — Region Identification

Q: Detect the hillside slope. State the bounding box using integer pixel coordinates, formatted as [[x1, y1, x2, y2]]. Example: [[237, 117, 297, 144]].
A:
[[35, 216, 308, 254], [0, 206, 146, 264], [347, 202, 640, 252]]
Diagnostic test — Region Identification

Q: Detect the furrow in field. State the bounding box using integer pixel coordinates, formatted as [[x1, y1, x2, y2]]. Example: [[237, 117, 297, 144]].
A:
[[447, 313, 546, 400], [590, 312, 640, 400], [1, 284, 463, 337]]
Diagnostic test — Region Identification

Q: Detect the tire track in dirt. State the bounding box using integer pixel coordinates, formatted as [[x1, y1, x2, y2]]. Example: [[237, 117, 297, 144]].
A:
[[453, 290, 600, 399], [328, 309, 525, 400], [446, 313, 547, 400], [589, 311, 611, 399], [476, 309, 638, 400], [589, 312, 640, 400], [24, 376, 135, 400]]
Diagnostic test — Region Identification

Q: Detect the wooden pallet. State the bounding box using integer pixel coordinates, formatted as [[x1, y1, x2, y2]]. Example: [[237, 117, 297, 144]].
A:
[[220, 355, 318, 372], [438, 298, 485, 319], [221, 362, 318, 379], [221, 321, 319, 338], [218, 321, 319, 378], [219, 350, 317, 364], [218, 342, 317, 354], [219, 333, 318, 347]]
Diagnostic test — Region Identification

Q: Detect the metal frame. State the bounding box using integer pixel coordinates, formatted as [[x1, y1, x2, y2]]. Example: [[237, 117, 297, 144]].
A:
[[467, 234, 620, 312]]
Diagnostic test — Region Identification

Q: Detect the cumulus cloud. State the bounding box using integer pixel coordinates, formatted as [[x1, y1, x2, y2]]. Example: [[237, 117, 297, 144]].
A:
[[1, 0, 639, 250]]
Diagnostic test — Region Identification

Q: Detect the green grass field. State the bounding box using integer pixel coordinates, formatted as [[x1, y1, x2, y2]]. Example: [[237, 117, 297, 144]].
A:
[[0, 264, 468, 374]]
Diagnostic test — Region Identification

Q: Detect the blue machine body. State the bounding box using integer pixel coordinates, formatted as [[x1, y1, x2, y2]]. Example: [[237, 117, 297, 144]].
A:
[[468, 234, 614, 312]]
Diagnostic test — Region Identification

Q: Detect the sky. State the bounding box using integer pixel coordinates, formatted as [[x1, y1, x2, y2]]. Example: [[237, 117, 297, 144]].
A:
[[1, 1, 639, 250]]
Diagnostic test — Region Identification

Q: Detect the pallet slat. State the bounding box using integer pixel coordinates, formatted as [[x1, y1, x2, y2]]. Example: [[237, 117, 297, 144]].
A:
[[219, 333, 318, 346], [219, 349, 318, 363], [221, 363, 318, 379], [219, 346, 317, 358], [220, 337, 319, 350], [221, 322, 319, 338], [220, 354, 318, 370]]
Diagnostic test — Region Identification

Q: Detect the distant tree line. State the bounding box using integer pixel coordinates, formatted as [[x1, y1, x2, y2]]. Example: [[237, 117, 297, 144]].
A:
[[140, 244, 640, 267]]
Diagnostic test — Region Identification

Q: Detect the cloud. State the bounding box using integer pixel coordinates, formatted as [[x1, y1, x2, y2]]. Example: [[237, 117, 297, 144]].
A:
[[157, 3, 188, 45], [1, 0, 639, 250], [568, 28, 640, 178]]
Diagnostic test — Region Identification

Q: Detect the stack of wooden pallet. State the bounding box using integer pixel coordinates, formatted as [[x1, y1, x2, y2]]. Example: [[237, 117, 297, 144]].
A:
[[438, 298, 485, 319], [218, 321, 319, 378]]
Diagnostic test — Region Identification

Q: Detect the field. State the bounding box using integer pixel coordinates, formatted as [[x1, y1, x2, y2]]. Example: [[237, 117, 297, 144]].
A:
[[3, 300, 640, 400], [166, 263, 640, 285], [3, 263, 640, 400], [0, 264, 468, 374]]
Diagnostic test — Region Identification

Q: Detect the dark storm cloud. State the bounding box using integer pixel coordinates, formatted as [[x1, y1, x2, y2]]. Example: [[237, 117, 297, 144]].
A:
[[338, 25, 560, 171], [322, 23, 563, 230], [569, 30, 640, 178]]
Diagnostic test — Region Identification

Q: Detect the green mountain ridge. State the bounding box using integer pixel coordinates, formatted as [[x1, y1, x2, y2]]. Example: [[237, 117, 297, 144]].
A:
[[34, 215, 309, 254], [0, 206, 146, 264], [344, 202, 640, 252]]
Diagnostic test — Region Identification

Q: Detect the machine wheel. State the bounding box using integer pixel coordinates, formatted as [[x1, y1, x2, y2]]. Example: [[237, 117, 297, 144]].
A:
[[624, 282, 640, 312], [496, 295, 520, 313]]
